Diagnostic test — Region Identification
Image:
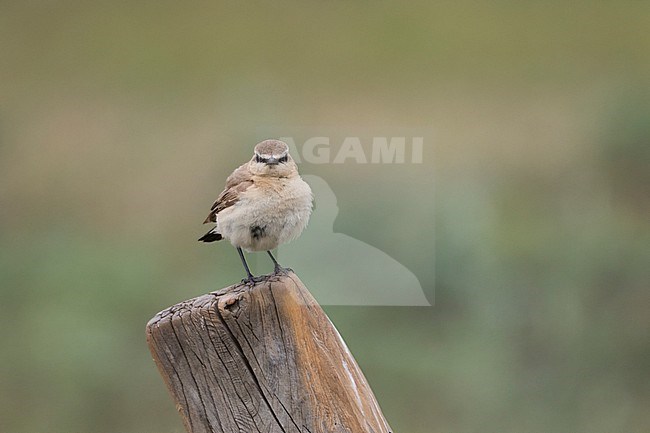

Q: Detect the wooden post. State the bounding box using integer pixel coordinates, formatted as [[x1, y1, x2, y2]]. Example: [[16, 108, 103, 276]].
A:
[[146, 271, 393, 433]]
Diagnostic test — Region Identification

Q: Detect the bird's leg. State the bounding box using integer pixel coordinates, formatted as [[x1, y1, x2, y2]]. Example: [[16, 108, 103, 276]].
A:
[[267, 250, 291, 275], [237, 247, 257, 284]]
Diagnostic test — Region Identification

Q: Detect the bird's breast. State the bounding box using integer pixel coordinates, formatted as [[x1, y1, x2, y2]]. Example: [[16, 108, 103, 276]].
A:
[[217, 176, 312, 251]]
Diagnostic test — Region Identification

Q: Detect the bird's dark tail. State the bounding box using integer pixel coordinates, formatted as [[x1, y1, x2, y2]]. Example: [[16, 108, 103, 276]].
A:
[[198, 228, 223, 243]]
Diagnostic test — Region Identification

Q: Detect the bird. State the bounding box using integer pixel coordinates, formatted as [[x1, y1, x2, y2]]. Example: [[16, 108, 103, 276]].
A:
[[199, 139, 313, 283]]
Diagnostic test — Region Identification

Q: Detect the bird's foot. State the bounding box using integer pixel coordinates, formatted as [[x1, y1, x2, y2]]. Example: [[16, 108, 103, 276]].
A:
[[273, 265, 293, 275], [241, 274, 266, 286]]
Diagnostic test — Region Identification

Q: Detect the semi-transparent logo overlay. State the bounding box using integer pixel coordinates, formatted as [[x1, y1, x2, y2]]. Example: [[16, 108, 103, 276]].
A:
[[251, 128, 434, 306]]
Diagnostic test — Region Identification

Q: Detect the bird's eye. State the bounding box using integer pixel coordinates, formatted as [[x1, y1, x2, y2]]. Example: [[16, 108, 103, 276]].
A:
[[279, 155, 288, 163], [255, 154, 262, 163]]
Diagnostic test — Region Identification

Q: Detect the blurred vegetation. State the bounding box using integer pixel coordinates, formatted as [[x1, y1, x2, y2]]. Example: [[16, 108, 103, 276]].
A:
[[1, 2, 649, 433]]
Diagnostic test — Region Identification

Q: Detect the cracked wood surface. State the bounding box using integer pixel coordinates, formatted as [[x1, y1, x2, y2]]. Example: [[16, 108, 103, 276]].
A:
[[146, 272, 393, 433]]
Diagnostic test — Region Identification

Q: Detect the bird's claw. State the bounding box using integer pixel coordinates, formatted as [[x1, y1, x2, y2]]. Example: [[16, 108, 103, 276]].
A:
[[273, 265, 292, 275], [241, 275, 266, 286]]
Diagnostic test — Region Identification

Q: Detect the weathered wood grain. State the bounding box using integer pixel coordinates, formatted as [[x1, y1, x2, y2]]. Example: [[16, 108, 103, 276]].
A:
[[146, 272, 393, 433]]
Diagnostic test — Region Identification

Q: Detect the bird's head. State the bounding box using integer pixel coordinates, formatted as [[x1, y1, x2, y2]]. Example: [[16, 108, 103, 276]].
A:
[[249, 139, 296, 177]]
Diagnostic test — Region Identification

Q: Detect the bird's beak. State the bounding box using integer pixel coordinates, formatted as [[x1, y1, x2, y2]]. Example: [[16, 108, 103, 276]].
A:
[[266, 157, 280, 166]]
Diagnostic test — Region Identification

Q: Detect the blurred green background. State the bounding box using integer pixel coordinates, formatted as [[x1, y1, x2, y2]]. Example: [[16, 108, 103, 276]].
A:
[[1, 2, 649, 432]]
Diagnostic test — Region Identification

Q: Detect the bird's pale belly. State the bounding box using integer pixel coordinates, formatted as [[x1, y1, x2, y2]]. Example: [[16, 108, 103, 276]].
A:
[[216, 183, 312, 252]]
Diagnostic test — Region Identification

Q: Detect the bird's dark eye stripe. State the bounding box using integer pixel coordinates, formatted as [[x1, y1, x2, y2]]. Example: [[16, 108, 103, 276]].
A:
[[255, 154, 287, 164]]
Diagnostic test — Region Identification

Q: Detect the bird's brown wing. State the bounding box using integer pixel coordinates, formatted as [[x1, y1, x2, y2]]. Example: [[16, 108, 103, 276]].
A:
[[203, 163, 254, 224]]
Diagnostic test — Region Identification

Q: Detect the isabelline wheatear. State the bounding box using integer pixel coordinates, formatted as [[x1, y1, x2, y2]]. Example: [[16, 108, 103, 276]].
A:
[[199, 139, 313, 283]]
